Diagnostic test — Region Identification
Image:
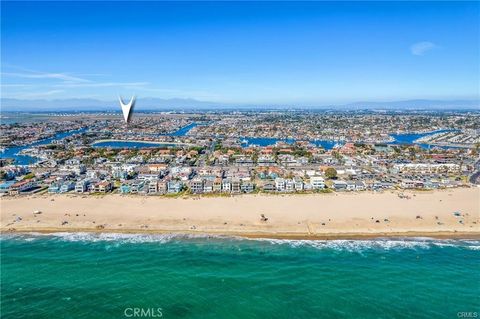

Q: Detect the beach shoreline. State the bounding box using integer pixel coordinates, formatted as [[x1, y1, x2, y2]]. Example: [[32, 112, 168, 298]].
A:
[[2, 188, 479, 240], [3, 229, 480, 241]]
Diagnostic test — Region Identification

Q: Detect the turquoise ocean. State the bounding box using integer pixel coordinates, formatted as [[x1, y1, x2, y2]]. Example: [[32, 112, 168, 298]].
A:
[[1, 233, 479, 319]]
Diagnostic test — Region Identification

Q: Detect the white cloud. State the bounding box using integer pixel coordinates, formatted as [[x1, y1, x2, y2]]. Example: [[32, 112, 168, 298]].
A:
[[1, 65, 222, 101], [54, 81, 149, 88], [410, 41, 437, 56], [2, 72, 90, 83]]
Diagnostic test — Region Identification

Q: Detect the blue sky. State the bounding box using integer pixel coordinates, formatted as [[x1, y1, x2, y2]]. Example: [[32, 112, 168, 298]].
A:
[[1, 1, 479, 105]]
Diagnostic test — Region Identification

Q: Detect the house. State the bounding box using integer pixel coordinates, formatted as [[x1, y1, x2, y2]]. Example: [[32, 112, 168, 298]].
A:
[[217, 154, 230, 166], [157, 181, 167, 194], [262, 181, 276, 192], [258, 156, 276, 165], [394, 163, 460, 174], [133, 180, 147, 193], [75, 179, 90, 193], [138, 183, 150, 195], [1, 166, 29, 180], [297, 157, 309, 165], [60, 181, 75, 193], [9, 180, 36, 195], [213, 177, 223, 192], [93, 181, 112, 193], [222, 178, 232, 192], [60, 164, 86, 176], [293, 177, 304, 191], [170, 167, 193, 181], [76, 165, 86, 175], [203, 180, 214, 193], [86, 170, 102, 180], [333, 180, 348, 191], [275, 178, 285, 191], [310, 176, 325, 189], [355, 181, 366, 191], [48, 183, 61, 194], [65, 158, 81, 165], [93, 157, 107, 164], [198, 167, 223, 178], [138, 172, 161, 181], [372, 180, 383, 190], [120, 180, 134, 194], [167, 180, 183, 193], [401, 180, 424, 189], [148, 180, 159, 194], [121, 180, 146, 194], [235, 157, 254, 166], [279, 154, 297, 167], [190, 178, 204, 194], [147, 164, 168, 174], [240, 182, 254, 193], [231, 178, 241, 193], [346, 181, 356, 191], [424, 180, 440, 189], [285, 179, 295, 192], [112, 167, 128, 180], [303, 183, 313, 191]]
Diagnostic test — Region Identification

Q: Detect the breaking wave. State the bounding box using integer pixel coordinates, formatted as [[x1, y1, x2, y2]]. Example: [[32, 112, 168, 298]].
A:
[[0, 232, 232, 244], [249, 237, 480, 251], [2, 232, 479, 251]]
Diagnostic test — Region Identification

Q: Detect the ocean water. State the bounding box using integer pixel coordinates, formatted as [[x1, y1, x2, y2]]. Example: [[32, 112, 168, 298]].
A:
[[91, 141, 183, 149], [1, 234, 479, 319], [1, 123, 199, 164], [0, 128, 87, 165]]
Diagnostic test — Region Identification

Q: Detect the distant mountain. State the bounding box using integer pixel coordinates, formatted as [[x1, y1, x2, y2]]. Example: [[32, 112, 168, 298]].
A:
[[341, 99, 479, 110], [0, 97, 478, 111], [0, 97, 226, 111]]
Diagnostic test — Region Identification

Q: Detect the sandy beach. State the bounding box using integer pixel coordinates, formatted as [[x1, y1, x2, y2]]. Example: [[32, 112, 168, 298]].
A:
[[1, 188, 479, 239]]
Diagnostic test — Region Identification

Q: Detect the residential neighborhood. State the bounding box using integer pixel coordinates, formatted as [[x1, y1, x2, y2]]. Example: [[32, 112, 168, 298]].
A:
[[1, 112, 479, 197]]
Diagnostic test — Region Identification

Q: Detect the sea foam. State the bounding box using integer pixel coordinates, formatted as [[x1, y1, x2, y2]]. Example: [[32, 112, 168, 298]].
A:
[[248, 237, 480, 251], [2, 232, 479, 251]]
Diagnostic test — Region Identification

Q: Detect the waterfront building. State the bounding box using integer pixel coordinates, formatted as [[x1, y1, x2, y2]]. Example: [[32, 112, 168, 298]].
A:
[[147, 180, 159, 194], [240, 182, 255, 193], [203, 180, 214, 193], [93, 181, 112, 193], [275, 178, 285, 192], [75, 179, 90, 193], [262, 181, 276, 192], [231, 178, 241, 193], [60, 181, 75, 193], [0, 181, 15, 194], [310, 176, 325, 189], [48, 183, 61, 194], [333, 180, 348, 191], [167, 180, 183, 193], [190, 178, 204, 194], [285, 179, 295, 192], [213, 178, 223, 192], [293, 177, 304, 191], [8, 180, 36, 195], [222, 179, 232, 192]]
